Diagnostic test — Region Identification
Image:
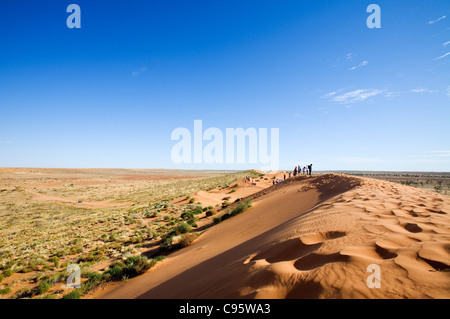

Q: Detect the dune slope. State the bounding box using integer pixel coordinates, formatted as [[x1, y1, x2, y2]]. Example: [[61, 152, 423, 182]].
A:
[[97, 174, 450, 299]]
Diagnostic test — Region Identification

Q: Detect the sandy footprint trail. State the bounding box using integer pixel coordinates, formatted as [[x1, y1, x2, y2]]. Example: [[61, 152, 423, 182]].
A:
[[97, 174, 450, 299]]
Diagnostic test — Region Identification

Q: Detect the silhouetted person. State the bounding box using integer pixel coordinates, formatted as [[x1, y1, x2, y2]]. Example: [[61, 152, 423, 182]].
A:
[[308, 164, 313, 176]]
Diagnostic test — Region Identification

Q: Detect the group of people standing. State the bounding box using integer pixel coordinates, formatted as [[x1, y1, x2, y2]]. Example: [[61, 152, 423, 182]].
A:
[[293, 164, 312, 176], [272, 163, 314, 186]]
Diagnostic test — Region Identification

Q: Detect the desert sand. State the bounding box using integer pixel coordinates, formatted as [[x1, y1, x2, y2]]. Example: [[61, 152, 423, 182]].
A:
[[95, 173, 450, 299]]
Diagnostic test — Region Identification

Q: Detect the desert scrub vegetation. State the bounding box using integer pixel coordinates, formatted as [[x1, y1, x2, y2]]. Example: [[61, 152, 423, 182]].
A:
[[0, 170, 259, 298], [213, 199, 253, 224]]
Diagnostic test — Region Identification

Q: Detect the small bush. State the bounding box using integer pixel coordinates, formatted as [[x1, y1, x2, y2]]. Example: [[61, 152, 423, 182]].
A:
[[189, 198, 195, 204], [35, 281, 50, 295], [179, 233, 199, 248], [49, 256, 60, 268], [12, 287, 33, 299], [230, 199, 252, 216], [62, 290, 81, 299], [46, 271, 65, 285], [69, 245, 83, 255], [161, 236, 173, 250], [171, 222, 191, 236], [0, 287, 11, 295], [79, 272, 103, 294], [2, 269, 13, 278], [181, 211, 195, 220], [103, 255, 155, 281]]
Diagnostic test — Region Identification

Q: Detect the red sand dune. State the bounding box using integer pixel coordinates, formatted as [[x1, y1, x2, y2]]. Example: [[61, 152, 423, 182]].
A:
[[96, 174, 450, 299]]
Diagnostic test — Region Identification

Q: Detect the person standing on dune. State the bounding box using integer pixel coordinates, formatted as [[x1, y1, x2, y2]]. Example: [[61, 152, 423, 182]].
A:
[[308, 164, 313, 176]]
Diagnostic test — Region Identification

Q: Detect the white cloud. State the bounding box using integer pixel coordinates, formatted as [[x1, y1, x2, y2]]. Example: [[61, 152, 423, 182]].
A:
[[384, 91, 401, 99], [332, 89, 384, 104], [434, 52, 450, 60], [410, 88, 437, 94], [324, 91, 337, 97], [428, 15, 447, 24], [409, 88, 437, 94], [323, 88, 346, 98], [131, 67, 148, 76], [349, 60, 368, 71], [346, 53, 354, 61], [443, 41, 450, 47]]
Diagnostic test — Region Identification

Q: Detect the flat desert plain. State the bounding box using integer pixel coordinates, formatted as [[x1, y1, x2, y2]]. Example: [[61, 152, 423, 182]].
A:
[[0, 168, 449, 299]]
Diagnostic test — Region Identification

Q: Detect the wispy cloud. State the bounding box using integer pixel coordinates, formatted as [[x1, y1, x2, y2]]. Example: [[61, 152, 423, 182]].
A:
[[384, 91, 401, 99], [131, 67, 148, 76], [346, 53, 354, 61], [433, 52, 450, 60], [349, 60, 368, 71], [443, 41, 450, 47], [410, 87, 437, 94], [330, 89, 384, 104], [428, 15, 447, 24]]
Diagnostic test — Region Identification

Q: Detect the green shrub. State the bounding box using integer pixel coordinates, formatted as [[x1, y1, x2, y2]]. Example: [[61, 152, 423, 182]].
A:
[[46, 271, 65, 285], [103, 256, 155, 281], [69, 245, 83, 255], [179, 233, 199, 247], [181, 211, 195, 220], [0, 287, 11, 295], [161, 236, 173, 250], [11, 287, 32, 299], [2, 269, 13, 278], [186, 219, 197, 227], [62, 290, 81, 299], [189, 198, 195, 204], [103, 262, 125, 281], [35, 281, 50, 295], [79, 272, 103, 294], [230, 199, 252, 216], [49, 256, 60, 268], [174, 222, 191, 235]]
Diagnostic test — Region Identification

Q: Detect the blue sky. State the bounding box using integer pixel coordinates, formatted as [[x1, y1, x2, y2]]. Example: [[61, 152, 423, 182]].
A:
[[0, 0, 449, 171]]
